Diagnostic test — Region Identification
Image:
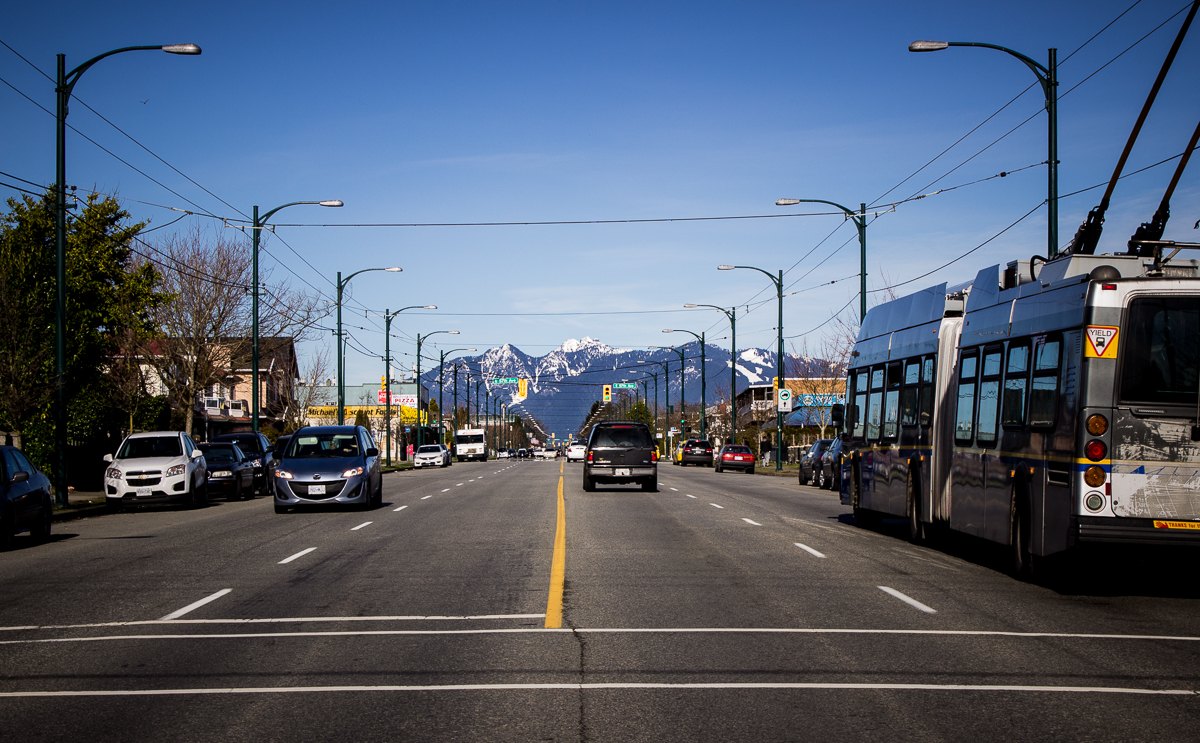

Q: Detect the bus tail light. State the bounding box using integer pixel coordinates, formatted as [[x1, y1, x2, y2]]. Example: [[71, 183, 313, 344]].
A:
[[1085, 440, 1107, 462], [1086, 414, 1109, 436], [1084, 465, 1106, 488]]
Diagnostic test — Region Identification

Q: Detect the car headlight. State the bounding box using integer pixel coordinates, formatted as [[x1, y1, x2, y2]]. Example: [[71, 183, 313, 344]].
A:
[[210, 470, 232, 478], [275, 470, 293, 479], [341, 466, 364, 478], [165, 464, 186, 477], [106, 468, 122, 480], [246, 459, 262, 469]]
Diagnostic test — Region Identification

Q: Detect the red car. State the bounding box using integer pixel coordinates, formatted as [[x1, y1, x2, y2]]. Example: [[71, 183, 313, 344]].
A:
[[714, 444, 756, 474]]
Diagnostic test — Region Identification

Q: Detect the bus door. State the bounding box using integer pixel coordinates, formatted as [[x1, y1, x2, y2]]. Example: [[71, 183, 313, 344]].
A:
[[976, 346, 1011, 543], [950, 349, 985, 535], [878, 361, 905, 515]]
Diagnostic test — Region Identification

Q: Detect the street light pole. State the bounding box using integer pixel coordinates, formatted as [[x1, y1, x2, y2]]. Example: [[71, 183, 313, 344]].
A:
[[53, 42, 201, 506], [650, 345, 688, 444], [336, 267, 402, 425], [719, 265, 785, 471], [773, 199, 868, 321], [438, 347, 476, 445], [663, 330, 707, 439], [685, 304, 738, 443], [378, 305, 435, 466], [250, 200, 343, 434], [414, 330, 459, 449], [909, 40, 1058, 258]]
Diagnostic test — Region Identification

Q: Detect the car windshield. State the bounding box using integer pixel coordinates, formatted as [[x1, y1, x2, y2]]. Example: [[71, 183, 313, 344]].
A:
[[286, 434, 360, 458], [591, 426, 652, 448], [217, 436, 262, 453], [118, 436, 182, 459], [200, 446, 238, 464], [417, 445, 441, 454]]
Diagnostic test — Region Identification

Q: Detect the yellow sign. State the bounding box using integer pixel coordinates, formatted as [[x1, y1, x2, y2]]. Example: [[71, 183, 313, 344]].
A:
[[603, 385, 611, 402], [1084, 326, 1119, 359], [518, 378, 528, 397], [773, 376, 779, 390], [1153, 520, 1200, 530], [306, 405, 425, 424]]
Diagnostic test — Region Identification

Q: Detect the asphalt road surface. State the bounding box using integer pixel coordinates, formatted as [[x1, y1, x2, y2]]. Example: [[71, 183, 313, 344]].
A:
[[1, 458, 1198, 741]]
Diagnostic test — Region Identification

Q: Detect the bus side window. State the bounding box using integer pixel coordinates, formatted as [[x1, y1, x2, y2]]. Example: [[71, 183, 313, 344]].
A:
[[1029, 336, 1061, 428], [867, 367, 884, 440], [1002, 341, 1030, 427], [852, 370, 868, 439], [919, 356, 935, 427], [900, 360, 920, 427], [955, 350, 979, 446], [975, 348, 1003, 447], [883, 362, 902, 438]]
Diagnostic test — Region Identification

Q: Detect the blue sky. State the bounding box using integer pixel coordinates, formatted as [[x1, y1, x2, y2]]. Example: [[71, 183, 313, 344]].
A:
[[3, 0, 1197, 385]]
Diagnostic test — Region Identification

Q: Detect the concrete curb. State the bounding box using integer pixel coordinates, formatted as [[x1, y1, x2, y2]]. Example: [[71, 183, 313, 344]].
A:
[[52, 505, 110, 523]]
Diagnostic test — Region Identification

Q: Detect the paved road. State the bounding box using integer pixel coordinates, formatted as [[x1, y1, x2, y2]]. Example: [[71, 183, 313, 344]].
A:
[[1, 458, 1197, 741]]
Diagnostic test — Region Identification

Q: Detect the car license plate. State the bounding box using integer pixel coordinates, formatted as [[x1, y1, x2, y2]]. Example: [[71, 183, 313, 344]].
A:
[[136, 487, 152, 497], [309, 484, 326, 495], [615, 468, 630, 477], [735, 456, 744, 461]]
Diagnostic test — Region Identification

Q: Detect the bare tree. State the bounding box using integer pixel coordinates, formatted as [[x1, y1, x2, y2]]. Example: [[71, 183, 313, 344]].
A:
[[279, 346, 331, 433]]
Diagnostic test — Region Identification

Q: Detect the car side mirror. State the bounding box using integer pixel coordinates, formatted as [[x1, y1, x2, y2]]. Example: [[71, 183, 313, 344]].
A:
[[191, 449, 203, 460], [830, 403, 845, 427], [10, 471, 29, 484], [103, 453, 113, 463], [366, 447, 379, 458]]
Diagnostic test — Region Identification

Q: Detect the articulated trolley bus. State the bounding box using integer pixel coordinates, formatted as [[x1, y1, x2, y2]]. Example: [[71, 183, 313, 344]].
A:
[[837, 248, 1200, 573]]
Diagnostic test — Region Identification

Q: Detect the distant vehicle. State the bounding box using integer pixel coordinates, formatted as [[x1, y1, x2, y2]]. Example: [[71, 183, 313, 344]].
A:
[[536, 447, 557, 460], [454, 428, 487, 462], [273, 426, 382, 513], [198, 443, 255, 500], [715, 444, 756, 474], [212, 432, 276, 496], [679, 439, 714, 467], [104, 431, 208, 510], [517, 448, 529, 459], [497, 449, 511, 459], [414, 444, 452, 468], [566, 443, 586, 463], [798, 440, 832, 486], [583, 421, 658, 492], [0, 445, 53, 548], [815, 438, 845, 491]]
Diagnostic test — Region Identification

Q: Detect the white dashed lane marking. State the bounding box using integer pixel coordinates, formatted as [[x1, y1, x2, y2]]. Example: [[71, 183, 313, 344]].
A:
[[351, 522, 372, 531], [159, 589, 231, 621], [878, 586, 937, 614], [421, 496, 433, 500], [278, 548, 316, 565], [710, 504, 723, 509], [686, 495, 697, 499], [393, 505, 408, 512], [794, 543, 826, 558], [742, 518, 761, 526]]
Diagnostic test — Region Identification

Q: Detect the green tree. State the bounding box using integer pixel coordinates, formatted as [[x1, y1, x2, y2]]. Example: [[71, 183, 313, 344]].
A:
[[0, 189, 161, 470]]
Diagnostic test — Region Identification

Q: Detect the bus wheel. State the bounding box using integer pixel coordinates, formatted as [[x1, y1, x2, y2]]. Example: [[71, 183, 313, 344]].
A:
[[1009, 491, 1035, 580], [906, 473, 924, 543]]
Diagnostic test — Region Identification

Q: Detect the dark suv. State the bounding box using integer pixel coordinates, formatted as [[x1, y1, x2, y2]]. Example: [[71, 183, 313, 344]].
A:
[[212, 432, 275, 495], [678, 439, 714, 467], [798, 439, 832, 485], [583, 421, 658, 492]]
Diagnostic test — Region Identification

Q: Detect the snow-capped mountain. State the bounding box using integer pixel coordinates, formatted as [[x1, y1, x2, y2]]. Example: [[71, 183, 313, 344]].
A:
[[422, 338, 799, 438]]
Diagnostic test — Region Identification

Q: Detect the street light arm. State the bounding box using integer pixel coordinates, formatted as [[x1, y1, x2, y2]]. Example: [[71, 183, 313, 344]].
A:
[[664, 329, 702, 344], [387, 304, 436, 321], [257, 200, 341, 225], [774, 198, 865, 226], [685, 303, 735, 322], [910, 40, 1049, 93], [726, 265, 781, 290], [62, 45, 188, 96], [339, 266, 400, 290]]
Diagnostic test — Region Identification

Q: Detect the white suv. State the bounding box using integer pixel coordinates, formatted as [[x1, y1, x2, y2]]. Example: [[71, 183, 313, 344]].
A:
[[104, 431, 208, 510], [566, 443, 586, 463]]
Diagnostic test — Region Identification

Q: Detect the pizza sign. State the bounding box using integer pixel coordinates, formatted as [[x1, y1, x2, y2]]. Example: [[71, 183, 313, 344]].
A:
[[1084, 326, 1119, 359]]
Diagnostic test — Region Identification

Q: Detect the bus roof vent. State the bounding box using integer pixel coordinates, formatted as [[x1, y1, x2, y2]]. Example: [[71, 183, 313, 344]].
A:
[[1088, 265, 1121, 282]]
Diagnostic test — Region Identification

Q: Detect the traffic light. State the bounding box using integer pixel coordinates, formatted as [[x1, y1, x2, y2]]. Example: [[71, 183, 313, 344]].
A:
[[518, 378, 528, 397], [603, 385, 612, 402]]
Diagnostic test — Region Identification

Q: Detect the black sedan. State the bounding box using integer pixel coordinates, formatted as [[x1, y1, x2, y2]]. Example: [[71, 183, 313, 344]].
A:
[[815, 438, 846, 491], [212, 432, 276, 495], [0, 445, 53, 548], [798, 439, 832, 486], [198, 443, 255, 500], [678, 439, 714, 467]]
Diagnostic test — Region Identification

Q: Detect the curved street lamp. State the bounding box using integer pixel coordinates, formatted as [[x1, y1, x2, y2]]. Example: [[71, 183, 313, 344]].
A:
[[377, 305, 435, 465], [772, 199, 868, 321], [53, 42, 201, 505], [685, 303, 739, 443], [414, 330, 459, 448], [438, 347, 476, 443], [336, 267, 401, 424], [719, 264, 785, 471], [909, 39, 1058, 258], [663, 329, 707, 439], [649, 345, 688, 447], [251, 199, 343, 433]]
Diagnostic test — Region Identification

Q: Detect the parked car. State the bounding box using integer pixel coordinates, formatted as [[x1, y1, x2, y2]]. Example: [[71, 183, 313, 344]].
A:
[[679, 439, 715, 467], [273, 426, 382, 514], [105, 431, 208, 510], [274, 435, 293, 458], [566, 442, 586, 463], [816, 438, 846, 491], [0, 445, 53, 548], [212, 432, 276, 496], [413, 444, 452, 468], [714, 444, 756, 474], [798, 439, 832, 486], [198, 443, 255, 500], [583, 421, 658, 492], [497, 449, 511, 459], [517, 448, 529, 459]]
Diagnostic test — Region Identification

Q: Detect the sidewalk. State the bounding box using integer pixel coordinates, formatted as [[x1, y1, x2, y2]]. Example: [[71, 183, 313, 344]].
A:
[[53, 489, 110, 522]]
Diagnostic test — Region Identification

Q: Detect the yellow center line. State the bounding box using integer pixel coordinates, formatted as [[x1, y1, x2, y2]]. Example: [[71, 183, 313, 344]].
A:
[[545, 461, 566, 628]]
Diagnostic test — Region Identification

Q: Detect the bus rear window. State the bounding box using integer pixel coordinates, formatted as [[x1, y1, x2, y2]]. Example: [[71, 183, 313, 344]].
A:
[[1120, 296, 1199, 406]]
